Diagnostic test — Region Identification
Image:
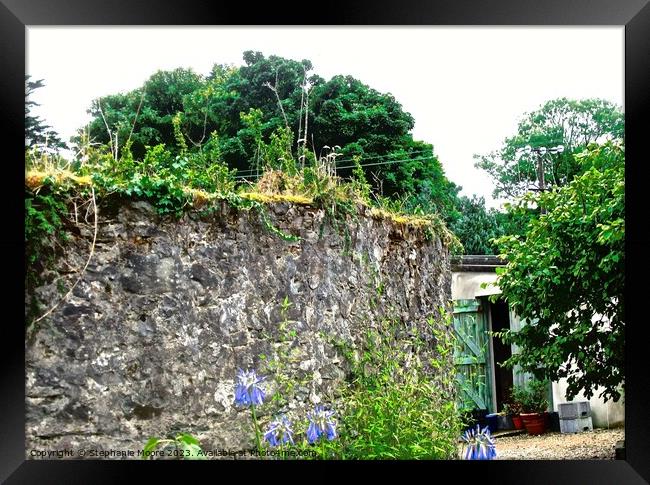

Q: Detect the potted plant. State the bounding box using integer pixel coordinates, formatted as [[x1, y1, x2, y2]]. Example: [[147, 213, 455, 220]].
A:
[[515, 380, 549, 435], [503, 401, 524, 430], [504, 385, 529, 430]]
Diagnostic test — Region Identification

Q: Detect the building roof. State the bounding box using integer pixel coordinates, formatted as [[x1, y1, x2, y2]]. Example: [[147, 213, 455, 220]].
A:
[[450, 255, 506, 273]]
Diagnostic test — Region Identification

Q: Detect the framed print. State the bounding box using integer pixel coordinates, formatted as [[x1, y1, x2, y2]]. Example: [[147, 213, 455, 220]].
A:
[[2, 0, 649, 483]]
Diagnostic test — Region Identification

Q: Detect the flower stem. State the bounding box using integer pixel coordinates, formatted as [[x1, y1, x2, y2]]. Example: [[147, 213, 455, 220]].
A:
[[321, 438, 326, 460], [250, 403, 262, 455]]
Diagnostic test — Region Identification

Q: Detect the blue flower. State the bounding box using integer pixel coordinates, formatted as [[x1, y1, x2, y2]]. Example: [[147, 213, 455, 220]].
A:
[[234, 369, 266, 407], [264, 415, 294, 447], [461, 424, 497, 460], [306, 405, 337, 444]]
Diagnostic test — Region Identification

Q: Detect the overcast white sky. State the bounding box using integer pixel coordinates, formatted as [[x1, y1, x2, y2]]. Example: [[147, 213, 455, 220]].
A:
[[26, 27, 623, 209]]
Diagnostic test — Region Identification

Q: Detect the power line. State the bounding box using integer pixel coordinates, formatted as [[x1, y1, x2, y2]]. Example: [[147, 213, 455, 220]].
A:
[[233, 155, 435, 180], [233, 148, 434, 174], [333, 149, 434, 166], [232, 149, 435, 176], [337, 155, 433, 171]]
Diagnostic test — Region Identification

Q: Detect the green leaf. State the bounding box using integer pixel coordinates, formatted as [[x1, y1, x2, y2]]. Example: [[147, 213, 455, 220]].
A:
[[179, 442, 206, 460], [176, 433, 200, 446], [142, 437, 160, 459]]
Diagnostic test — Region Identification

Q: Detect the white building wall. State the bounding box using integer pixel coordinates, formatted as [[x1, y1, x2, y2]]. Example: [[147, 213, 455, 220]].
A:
[[552, 380, 625, 428], [451, 271, 501, 300]]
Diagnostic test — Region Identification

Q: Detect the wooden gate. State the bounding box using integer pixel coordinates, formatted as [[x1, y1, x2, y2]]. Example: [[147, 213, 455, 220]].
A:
[[453, 298, 493, 412]]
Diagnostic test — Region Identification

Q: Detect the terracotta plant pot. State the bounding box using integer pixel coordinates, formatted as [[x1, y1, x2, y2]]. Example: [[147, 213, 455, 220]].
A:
[[543, 411, 549, 428], [520, 412, 546, 435], [511, 414, 525, 430]]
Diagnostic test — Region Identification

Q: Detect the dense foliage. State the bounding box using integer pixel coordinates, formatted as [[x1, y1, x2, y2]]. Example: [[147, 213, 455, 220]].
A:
[[25, 180, 69, 290], [475, 98, 623, 199], [510, 380, 550, 414], [81, 61, 629, 256], [493, 141, 624, 402], [330, 313, 463, 459], [448, 195, 504, 255], [79, 52, 460, 222]]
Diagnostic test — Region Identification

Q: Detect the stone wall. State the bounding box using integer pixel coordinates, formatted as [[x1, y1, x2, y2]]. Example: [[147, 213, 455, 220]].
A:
[[26, 200, 452, 457]]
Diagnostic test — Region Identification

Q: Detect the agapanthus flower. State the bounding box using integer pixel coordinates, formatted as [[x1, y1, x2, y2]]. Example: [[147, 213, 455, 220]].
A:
[[234, 369, 266, 407], [264, 415, 295, 447], [461, 424, 497, 460], [306, 405, 337, 444]]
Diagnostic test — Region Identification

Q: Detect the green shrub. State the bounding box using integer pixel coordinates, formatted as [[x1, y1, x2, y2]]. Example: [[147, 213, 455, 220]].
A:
[[82, 141, 236, 216], [511, 380, 549, 414], [330, 314, 463, 459], [25, 181, 69, 292]]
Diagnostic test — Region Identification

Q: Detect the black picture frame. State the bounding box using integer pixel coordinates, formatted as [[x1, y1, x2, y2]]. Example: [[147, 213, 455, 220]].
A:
[[2, 1, 649, 483]]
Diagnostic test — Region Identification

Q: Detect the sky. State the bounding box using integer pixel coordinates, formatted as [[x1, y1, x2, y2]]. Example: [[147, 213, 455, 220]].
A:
[[26, 27, 624, 209]]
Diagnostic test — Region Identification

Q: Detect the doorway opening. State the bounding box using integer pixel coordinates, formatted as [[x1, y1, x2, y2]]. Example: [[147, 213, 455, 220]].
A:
[[490, 299, 513, 412]]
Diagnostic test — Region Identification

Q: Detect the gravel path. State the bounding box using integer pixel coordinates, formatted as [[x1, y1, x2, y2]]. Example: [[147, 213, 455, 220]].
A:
[[493, 428, 624, 460]]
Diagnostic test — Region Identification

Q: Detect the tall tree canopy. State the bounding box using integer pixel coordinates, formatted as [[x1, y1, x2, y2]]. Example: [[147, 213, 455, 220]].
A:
[[448, 195, 504, 255], [493, 141, 624, 402], [25, 76, 65, 150], [80, 51, 459, 220], [475, 98, 623, 199]]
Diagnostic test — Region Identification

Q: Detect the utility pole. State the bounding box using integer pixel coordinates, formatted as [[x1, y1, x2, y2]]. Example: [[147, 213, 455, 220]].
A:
[[535, 149, 547, 215], [520, 145, 564, 215]]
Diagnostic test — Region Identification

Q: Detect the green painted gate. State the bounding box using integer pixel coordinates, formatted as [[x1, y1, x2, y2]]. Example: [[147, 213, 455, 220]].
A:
[[452, 299, 493, 412]]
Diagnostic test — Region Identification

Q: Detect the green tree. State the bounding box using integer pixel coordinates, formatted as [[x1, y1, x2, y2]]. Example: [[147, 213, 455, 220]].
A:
[[311, 74, 414, 156], [83, 68, 204, 160], [307, 75, 458, 213], [475, 98, 623, 199], [493, 141, 624, 402], [493, 206, 535, 239], [449, 195, 504, 255], [77, 51, 461, 221], [25, 76, 65, 150]]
